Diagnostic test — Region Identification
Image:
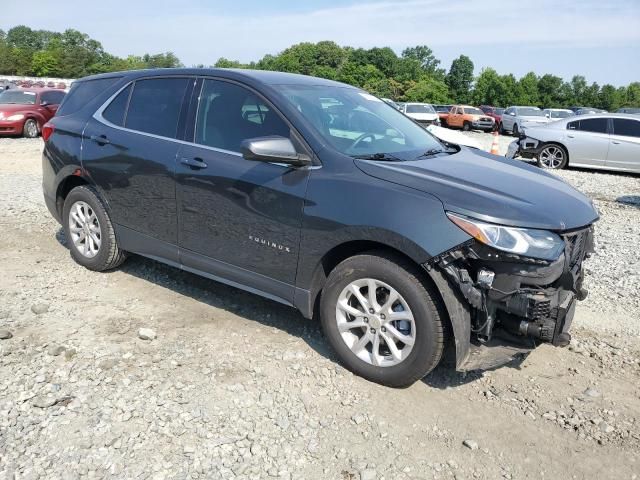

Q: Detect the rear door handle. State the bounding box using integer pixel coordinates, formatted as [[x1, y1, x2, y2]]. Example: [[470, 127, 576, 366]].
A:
[[567, 134, 575, 138], [612, 141, 621, 144], [89, 134, 110, 145], [180, 157, 208, 169]]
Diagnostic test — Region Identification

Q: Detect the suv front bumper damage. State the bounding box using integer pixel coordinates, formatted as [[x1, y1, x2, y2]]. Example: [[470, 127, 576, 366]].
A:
[[424, 226, 594, 371]]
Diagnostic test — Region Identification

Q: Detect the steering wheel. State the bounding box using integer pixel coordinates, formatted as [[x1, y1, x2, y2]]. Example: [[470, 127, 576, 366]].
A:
[[348, 133, 377, 152]]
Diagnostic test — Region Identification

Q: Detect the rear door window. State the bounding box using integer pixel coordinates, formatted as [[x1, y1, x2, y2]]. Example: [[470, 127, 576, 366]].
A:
[[194, 79, 290, 152], [125, 78, 189, 139], [102, 84, 132, 127], [57, 77, 120, 116], [612, 118, 640, 138]]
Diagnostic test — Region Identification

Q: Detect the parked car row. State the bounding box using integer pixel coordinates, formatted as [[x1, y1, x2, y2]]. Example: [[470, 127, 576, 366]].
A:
[[0, 78, 68, 90]]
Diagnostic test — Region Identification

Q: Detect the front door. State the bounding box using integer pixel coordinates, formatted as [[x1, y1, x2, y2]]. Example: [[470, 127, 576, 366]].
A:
[[607, 118, 640, 172], [564, 117, 609, 166], [176, 78, 311, 303], [82, 77, 192, 258]]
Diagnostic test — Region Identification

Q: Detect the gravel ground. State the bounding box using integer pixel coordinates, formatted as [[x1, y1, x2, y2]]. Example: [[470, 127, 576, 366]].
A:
[[1, 137, 639, 480]]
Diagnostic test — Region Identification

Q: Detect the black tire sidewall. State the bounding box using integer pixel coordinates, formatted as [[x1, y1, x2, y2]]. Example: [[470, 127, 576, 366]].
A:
[[462, 122, 470, 131], [62, 186, 117, 271], [320, 254, 442, 387]]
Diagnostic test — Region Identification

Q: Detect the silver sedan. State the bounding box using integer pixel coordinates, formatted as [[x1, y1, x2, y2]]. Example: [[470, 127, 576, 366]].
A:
[[506, 114, 640, 173]]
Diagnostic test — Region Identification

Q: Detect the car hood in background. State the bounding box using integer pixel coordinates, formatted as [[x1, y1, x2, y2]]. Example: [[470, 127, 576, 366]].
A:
[[354, 148, 598, 231], [519, 115, 550, 124], [0, 104, 34, 115], [406, 112, 438, 121], [425, 125, 482, 149]]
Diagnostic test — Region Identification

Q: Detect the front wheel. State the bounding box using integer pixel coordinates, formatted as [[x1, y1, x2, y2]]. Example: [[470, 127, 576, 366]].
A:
[[499, 122, 506, 135], [320, 252, 444, 387], [23, 119, 38, 138], [63, 185, 126, 271], [462, 122, 471, 132], [512, 123, 519, 137], [537, 144, 568, 169]]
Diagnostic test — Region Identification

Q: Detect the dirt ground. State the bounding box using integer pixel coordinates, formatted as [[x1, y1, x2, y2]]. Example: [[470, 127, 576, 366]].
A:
[[0, 136, 639, 480]]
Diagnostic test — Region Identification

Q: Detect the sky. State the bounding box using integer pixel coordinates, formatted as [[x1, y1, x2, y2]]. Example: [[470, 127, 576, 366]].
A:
[[2, 0, 639, 86]]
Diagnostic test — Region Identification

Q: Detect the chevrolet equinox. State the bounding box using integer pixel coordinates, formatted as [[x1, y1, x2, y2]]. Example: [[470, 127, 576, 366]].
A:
[[42, 69, 598, 387]]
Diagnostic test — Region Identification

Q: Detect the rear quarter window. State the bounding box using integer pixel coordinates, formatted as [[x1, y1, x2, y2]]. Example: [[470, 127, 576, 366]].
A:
[[56, 77, 121, 117]]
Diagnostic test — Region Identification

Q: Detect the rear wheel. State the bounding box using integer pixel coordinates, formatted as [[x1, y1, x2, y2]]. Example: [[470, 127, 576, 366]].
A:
[[320, 251, 444, 387], [63, 185, 126, 271], [23, 119, 38, 138], [537, 144, 568, 169]]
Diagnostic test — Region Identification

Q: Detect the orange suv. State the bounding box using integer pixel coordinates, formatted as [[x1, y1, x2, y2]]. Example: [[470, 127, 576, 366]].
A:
[[446, 105, 495, 132]]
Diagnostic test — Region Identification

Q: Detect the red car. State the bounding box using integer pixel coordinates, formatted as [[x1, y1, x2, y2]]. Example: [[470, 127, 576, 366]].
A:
[[0, 88, 66, 138], [479, 105, 505, 131]]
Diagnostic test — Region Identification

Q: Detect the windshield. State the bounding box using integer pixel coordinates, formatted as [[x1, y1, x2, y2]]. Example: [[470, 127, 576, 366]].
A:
[[0, 90, 37, 105], [465, 107, 485, 115], [550, 110, 573, 118], [517, 107, 543, 117], [279, 86, 445, 159], [406, 103, 435, 114]]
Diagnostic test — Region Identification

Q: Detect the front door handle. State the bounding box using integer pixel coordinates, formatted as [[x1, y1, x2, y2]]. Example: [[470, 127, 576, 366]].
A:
[[89, 134, 110, 145], [180, 157, 208, 169]]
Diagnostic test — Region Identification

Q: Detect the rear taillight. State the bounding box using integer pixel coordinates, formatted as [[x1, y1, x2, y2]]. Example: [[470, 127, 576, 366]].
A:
[[42, 123, 55, 142]]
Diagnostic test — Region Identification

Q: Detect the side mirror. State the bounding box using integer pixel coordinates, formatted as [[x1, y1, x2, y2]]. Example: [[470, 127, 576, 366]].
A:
[[41, 101, 49, 107], [545, 113, 550, 118], [241, 136, 311, 167]]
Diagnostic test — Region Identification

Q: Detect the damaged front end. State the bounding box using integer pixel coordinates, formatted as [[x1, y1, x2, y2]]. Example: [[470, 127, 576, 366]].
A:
[[424, 214, 595, 371]]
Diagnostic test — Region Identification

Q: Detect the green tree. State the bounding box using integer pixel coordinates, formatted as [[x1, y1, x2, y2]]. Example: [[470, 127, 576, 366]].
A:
[[401, 45, 445, 79], [598, 84, 619, 111], [445, 55, 474, 103], [537, 74, 564, 107], [31, 50, 61, 76], [517, 72, 539, 105], [403, 77, 450, 103]]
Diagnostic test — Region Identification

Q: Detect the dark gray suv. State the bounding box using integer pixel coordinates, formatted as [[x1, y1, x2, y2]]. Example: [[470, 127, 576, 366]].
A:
[[42, 69, 598, 387]]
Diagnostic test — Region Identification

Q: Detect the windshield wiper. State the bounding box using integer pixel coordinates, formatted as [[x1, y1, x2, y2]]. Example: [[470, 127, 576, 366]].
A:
[[351, 152, 403, 162], [417, 147, 456, 159]]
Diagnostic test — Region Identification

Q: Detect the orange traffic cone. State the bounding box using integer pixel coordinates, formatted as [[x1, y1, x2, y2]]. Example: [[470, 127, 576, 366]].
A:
[[490, 131, 500, 155]]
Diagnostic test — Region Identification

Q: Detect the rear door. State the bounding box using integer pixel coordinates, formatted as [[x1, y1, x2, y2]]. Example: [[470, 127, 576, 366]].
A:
[[564, 118, 609, 167], [175, 77, 311, 303], [607, 118, 640, 172], [82, 76, 193, 260]]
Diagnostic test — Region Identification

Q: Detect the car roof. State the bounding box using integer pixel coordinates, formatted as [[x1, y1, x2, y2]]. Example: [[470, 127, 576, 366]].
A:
[[76, 68, 354, 89], [545, 108, 573, 111], [405, 102, 433, 105], [13, 87, 65, 93]]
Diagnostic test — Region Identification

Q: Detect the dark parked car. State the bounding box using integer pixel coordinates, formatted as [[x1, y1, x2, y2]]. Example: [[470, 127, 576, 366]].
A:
[[616, 107, 640, 114], [42, 69, 598, 387], [0, 88, 66, 137], [479, 105, 504, 130]]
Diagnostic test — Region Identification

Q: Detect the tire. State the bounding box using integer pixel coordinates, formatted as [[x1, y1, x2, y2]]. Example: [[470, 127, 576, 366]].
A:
[[499, 122, 505, 135], [320, 251, 444, 387], [512, 123, 519, 137], [462, 122, 471, 132], [62, 185, 126, 271], [23, 119, 39, 138], [537, 143, 568, 170]]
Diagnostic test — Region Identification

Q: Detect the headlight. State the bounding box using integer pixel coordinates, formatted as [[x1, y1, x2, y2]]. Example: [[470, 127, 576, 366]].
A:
[[6, 114, 25, 121], [447, 213, 565, 260]]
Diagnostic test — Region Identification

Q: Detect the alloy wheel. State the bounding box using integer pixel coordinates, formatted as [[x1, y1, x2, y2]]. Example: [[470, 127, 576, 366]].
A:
[[68, 201, 102, 258], [539, 146, 565, 169], [335, 278, 416, 367]]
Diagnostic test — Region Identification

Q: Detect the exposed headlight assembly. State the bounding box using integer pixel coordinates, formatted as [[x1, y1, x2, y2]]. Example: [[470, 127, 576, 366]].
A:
[[6, 114, 25, 121], [447, 212, 565, 261]]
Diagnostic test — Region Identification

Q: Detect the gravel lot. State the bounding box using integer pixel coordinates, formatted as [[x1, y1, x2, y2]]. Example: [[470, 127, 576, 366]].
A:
[[1, 136, 639, 480]]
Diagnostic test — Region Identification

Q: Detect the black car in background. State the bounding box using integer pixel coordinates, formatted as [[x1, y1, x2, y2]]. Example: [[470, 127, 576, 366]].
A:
[[42, 69, 598, 386]]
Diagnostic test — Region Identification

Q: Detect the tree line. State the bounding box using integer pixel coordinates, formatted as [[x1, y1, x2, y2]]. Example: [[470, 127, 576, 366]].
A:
[[0, 26, 181, 79], [1, 26, 638, 110]]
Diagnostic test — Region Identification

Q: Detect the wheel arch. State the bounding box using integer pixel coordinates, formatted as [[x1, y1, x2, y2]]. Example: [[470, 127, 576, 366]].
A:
[[55, 174, 90, 218], [298, 240, 460, 362]]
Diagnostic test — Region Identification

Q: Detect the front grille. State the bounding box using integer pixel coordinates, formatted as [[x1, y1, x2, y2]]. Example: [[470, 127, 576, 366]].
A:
[[565, 230, 588, 269]]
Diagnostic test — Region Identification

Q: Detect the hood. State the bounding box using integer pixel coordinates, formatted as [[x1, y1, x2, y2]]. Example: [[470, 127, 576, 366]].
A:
[[354, 148, 598, 231], [406, 112, 438, 121], [0, 104, 34, 115], [519, 115, 549, 123]]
